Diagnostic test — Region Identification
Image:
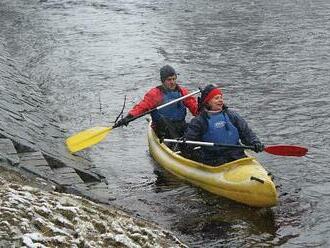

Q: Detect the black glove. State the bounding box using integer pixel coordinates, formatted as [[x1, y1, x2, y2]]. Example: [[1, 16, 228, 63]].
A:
[[115, 114, 133, 127], [253, 142, 265, 153]]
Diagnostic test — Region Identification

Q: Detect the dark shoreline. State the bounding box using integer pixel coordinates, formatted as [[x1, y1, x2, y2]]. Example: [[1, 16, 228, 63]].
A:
[[0, 40, 117, 205]]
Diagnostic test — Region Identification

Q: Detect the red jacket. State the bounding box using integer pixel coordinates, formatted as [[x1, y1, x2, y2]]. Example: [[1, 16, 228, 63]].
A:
[[128, 85, 198, 117]]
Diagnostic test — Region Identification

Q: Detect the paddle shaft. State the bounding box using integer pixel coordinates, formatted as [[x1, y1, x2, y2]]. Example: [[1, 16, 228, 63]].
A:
[[164, 139, 254, 149], [163, 139, 308, 157], [113, 89, 201, 128]]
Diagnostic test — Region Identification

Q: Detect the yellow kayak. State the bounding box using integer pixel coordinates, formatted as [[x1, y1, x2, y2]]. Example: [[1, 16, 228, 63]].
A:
[[147, 124, 278, 208]]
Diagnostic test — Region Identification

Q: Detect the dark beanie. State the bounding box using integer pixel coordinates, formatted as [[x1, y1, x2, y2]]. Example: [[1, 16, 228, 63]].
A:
[[160, 65, 177, 83]]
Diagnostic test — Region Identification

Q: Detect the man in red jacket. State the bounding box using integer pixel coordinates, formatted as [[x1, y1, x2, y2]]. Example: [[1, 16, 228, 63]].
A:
[[116, 65, 198, 138]]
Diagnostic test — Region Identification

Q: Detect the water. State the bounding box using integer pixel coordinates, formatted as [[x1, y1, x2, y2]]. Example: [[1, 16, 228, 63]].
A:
[[1, 0, 330, 246]]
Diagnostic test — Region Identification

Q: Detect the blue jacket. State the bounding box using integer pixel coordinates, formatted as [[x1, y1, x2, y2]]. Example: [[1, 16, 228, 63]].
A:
[[183, 106, 261, 166]]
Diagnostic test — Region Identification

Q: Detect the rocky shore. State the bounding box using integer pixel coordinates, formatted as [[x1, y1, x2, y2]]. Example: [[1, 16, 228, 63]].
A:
[[0, 162, 186, 247]]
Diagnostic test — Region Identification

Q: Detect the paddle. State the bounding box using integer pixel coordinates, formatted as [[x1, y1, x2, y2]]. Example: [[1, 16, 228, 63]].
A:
[[66, 89, 201, 153], [163, 139, 308, 157]]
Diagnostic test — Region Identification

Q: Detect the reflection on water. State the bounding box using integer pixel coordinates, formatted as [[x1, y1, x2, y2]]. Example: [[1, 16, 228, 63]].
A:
[[1, 0, 330, 246]]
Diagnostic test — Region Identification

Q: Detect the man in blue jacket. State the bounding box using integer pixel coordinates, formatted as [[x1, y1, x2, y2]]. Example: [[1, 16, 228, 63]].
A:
[[116, 65, 198, 138]]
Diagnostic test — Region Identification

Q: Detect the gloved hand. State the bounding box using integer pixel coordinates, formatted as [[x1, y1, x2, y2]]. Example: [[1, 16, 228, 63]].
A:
[[115, 114, 133, 127], [253, 142, 265, 153]]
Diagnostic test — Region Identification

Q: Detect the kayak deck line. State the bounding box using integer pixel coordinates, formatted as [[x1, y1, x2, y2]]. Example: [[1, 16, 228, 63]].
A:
[[250, 176, 265, 184]]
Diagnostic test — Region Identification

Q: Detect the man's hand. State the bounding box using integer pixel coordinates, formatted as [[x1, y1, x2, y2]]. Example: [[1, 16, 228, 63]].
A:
[[253, 142, 265, 153], [115, 114, 133, 127]]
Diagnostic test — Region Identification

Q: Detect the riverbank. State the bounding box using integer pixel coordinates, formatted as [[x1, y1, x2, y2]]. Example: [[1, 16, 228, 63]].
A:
[[0, 162, 186, 247]]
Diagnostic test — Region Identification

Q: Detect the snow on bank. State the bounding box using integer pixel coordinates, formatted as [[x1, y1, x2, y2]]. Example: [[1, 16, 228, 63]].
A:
[[0, 167, 186, 248]]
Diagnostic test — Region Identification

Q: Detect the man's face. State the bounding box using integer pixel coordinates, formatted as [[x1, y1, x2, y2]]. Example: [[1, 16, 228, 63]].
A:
[[163, 75, 177, 90]]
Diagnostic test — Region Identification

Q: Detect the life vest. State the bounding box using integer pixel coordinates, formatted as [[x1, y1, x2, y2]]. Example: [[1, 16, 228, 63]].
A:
[[151, 89, 186, 122], [202, 111, 239, 149]]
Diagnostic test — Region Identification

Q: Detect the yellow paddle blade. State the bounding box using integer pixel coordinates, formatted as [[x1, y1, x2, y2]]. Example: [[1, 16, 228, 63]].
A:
[[66, 126, 112, 153]]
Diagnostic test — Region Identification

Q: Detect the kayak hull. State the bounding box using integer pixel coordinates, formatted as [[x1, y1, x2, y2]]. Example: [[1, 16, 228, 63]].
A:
[[147, 125, 278, 208]]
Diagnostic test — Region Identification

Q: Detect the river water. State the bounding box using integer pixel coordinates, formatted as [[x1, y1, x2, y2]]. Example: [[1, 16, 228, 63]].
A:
[[1, 0, 330, 247]]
